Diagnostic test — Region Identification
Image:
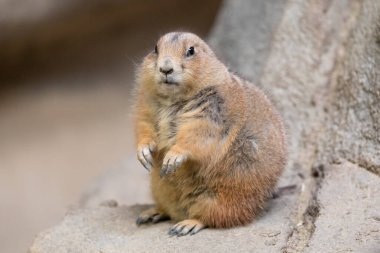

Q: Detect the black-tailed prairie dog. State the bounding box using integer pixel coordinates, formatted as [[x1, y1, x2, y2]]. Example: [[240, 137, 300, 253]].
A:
[[134, 32, 287, 236]]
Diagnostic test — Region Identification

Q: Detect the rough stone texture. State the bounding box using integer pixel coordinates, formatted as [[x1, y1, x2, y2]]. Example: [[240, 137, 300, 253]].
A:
[[259, 0, 360, 170], [305, 162, 380, 253], [256, 0, 380, 251], [29, 192, 297, 253], [29, 0, 380, 252], [209, 0, 286, 83], [322, 0, 380, 175]]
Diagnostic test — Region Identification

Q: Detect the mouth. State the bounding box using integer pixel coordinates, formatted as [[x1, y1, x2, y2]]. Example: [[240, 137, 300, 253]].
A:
[[161, 77, 179, 85], [164, 80, 178, 85]]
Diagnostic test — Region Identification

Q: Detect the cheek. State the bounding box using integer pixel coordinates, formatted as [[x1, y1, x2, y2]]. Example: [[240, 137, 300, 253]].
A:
[[186, 66, 204, 88], [144, 59, 158, 75], [180, 69, 192, 85], [147, 57, 158, 70], [138, 61, 157, 84], [181, 61, 200, 79]]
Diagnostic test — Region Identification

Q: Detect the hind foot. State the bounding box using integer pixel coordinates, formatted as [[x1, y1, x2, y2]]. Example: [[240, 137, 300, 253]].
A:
[[168, 219, 206, 236], [136, 207, 169, 226]]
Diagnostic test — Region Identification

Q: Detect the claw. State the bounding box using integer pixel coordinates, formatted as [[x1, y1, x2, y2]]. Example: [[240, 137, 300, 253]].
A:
[[168, 225, 181, 236], [136, 216, 152, 226], [152, 214, 169, 223], [174, 156, 183, 167], [137, 143, 156, 172], [140, 161, 150, 172], [160, 152, 187, 178], [177, 224, 195, 237], [168, 219, 205, 236], [189, 224, 204, 235], [142, 147, 153, 166], [160, 163, 174, 178], [136, 207, 169, 226]]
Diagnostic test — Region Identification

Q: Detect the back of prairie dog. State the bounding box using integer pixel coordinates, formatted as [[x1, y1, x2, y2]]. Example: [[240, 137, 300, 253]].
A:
[[134, 32, 287, 236]]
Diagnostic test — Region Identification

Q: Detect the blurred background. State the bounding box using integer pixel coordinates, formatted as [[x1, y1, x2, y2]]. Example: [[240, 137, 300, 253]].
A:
[[0, 0, 222, 252]]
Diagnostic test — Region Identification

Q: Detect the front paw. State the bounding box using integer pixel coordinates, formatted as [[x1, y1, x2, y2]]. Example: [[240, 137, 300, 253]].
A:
[[161, 150, 187, 177], [137, 142, 156, 172]]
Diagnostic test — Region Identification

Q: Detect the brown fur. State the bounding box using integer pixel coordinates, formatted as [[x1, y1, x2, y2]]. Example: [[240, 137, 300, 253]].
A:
[[134, 32, 287, 232]]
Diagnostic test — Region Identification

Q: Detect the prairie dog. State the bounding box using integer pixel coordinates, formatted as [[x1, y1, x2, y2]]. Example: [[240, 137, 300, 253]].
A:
[[134, 32, 287, 236]]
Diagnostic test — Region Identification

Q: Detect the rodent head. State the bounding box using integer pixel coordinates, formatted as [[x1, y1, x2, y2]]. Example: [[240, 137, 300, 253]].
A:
[[137, 32, 227, 100]]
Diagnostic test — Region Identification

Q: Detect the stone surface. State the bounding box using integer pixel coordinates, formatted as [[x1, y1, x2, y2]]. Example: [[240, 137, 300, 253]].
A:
[[79, 157, 152, 208], [305, 162, 380, 253], [255, 0, 380, 250], [209, 0, 286, 83], [322, 0, 380, 176], [259, 0, 361, 171], [29, 192, 298, 253]]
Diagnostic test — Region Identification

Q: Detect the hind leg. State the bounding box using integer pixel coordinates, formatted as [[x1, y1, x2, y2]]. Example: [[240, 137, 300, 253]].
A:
[[185, 194, 257, 231], [136, 207, 170, 226]]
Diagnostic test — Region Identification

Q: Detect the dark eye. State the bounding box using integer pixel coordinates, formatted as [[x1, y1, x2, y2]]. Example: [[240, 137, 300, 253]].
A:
[[154, 45, 158, 54], [186, 46, 195, 57]]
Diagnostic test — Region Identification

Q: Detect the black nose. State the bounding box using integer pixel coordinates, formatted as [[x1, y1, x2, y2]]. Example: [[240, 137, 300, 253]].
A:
[[159, 67, 173, 75]]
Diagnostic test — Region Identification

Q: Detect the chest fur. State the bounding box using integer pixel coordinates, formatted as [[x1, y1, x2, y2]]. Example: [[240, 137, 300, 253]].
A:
[[155, 107, 178, 149], [153, 86, 226, 150]]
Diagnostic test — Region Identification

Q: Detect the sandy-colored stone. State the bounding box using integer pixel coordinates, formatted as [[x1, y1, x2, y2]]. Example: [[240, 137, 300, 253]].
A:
[[209, 0, 286, 83], [79, 158, 152, 208], [30, 192, 297, 253], [305, 162, 380, 253]]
